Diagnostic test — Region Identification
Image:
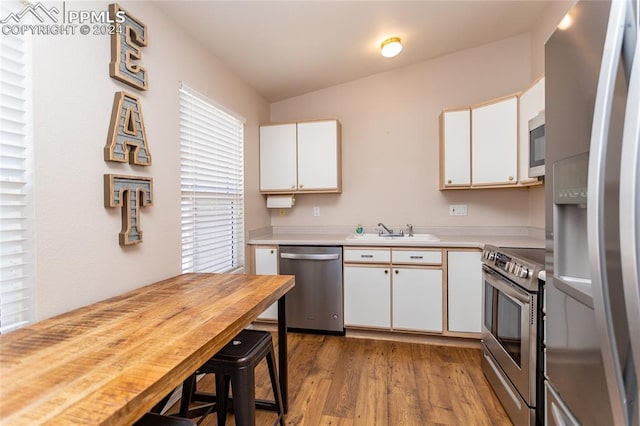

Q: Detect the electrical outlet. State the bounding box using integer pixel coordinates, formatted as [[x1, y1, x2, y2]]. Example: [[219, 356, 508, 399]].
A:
[[279, 209, 287, 217], [449, 204, 468, 216], [313, 206, 320, 217]]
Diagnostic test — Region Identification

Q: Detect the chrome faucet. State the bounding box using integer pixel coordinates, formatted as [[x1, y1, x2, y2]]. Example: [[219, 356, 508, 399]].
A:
[[378, 222, 404, 237], [378, 222, 393, 235], [406, 224, 414, 237]]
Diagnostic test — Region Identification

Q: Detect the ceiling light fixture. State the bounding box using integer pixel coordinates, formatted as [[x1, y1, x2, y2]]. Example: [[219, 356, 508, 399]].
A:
[[557, 13, 572, 30], [380, 37, 403, 58]]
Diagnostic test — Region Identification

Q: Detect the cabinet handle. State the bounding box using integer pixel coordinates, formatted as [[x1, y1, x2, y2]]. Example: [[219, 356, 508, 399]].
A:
[[361, 254, 374, 258], [270, 250, 274, 254], [447, 179, 452, 184], [508, 176, 514, 181], [409, 255, 423, 259], [299, 184, 304, 189], [395, 269, 399, 274], [384, 270, 389, 274]]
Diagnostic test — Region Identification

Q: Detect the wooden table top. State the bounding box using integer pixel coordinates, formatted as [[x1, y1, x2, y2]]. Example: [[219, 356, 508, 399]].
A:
[[0, 273, 295, 425]]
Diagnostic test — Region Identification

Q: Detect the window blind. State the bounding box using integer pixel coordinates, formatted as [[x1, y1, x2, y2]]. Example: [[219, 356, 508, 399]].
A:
[[0, 0, 34, 333], [179, 82, 245, 273]]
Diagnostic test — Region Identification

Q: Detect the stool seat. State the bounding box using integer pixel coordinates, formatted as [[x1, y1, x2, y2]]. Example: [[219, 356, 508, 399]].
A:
[[205, 329, 272, 367], [179, 329, 284, 426]]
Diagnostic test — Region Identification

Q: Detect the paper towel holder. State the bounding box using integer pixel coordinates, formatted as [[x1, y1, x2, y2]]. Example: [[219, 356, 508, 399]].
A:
[[266, 194, 296, 209]]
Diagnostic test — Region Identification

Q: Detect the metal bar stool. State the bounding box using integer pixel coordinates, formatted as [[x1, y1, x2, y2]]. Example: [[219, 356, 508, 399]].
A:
[[179, 329, 284, 426], [134, 412, 197, 425]]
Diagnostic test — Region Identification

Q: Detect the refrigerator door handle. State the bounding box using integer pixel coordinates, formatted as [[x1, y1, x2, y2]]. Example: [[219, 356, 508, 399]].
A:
[[586, 1, 630, 425], [619, 3, 640, 400]]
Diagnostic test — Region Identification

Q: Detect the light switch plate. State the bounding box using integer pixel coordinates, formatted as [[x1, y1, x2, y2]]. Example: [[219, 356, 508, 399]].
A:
[[449, 204, 467, 216]]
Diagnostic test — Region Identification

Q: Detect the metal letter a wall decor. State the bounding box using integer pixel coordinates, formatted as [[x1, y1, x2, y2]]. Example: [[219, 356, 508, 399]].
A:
[[104, 91, 152, 165]]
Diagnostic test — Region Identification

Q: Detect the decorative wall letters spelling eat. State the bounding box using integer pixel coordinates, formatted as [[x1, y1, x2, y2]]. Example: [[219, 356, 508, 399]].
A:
[[104, 175, 154, 246], [105, 4, 153, 246]]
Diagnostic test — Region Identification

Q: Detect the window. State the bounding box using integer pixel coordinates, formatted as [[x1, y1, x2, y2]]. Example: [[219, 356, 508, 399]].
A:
[[179, 82, 245, 273], [0, 0, 34, 333]]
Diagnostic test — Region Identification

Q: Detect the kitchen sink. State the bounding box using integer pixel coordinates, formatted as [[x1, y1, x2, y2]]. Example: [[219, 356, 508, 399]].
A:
[[346, 233, 440, 242]]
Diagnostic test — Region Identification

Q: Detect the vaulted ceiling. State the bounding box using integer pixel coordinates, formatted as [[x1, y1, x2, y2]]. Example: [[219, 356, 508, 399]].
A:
[[157, 1, 557, 102]]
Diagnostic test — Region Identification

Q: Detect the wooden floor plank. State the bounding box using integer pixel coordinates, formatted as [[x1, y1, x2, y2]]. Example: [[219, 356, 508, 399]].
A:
[[322, 337, 363, 419], [410, 343, 458, 425], [388, 341, 424, 426], [352, 339, 390, 425]]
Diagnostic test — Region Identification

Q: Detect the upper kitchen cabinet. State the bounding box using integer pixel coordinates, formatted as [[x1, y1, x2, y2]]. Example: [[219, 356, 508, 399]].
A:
[[518, 76, 545, 184], [439, 108, 471, 189], [471, 94, 518, 187], [259, 119, 342, 194], [440, 82, 545, 190], [259, 124, 298, 192]]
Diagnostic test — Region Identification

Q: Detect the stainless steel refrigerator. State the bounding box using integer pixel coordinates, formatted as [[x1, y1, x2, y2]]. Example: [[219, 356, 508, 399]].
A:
[[545, 0, 639, 425]]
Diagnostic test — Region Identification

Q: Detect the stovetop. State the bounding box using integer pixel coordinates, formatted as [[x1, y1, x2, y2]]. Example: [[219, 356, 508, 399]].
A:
[[499, 247, 545, 267]]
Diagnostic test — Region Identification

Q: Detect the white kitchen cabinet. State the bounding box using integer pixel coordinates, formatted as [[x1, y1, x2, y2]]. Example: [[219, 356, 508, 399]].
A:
[[259, 124, 298, 192], [254, 246, 279, 320], [344, 266, 391, 329], [344, 247, 443, 333], [392, 268, 443, 332], [518, 76, 545, 183], [259, 119, 341, 193], [447, 250, 482, 334], [439, 108, 471, 188], [471, 95, 518, 186], [297, 120, 340, 191]]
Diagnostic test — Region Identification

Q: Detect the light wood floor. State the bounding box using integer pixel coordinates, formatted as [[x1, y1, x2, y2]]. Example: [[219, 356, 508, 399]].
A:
[[172, 332, 511, 426]]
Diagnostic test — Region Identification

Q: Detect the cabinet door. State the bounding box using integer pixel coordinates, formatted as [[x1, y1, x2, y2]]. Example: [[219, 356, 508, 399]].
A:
[[255, 246, 279, 320], [259, 124, 297, 191], [471, 96, 518, 186], [296, 120, 340, 191], [344, 266, 390, 328], [440, 109, 471, 187], [518, 77, 545, 183], [392, 268, 443, 332], [447, 251, 482, 333]]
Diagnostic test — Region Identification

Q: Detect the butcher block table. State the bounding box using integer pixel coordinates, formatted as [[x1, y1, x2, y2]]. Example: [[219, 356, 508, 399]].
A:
[[0, 273, 295, 425]]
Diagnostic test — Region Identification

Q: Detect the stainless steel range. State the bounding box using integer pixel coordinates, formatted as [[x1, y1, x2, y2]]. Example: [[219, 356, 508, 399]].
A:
[[481, 245, 545, 426]]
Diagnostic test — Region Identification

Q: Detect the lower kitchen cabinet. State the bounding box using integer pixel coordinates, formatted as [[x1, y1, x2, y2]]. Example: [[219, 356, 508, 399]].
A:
[[254, 246, 279, 321], [447, 250, 482, 333], [344, 265, 391, 328], [392, 267, 443, 332]]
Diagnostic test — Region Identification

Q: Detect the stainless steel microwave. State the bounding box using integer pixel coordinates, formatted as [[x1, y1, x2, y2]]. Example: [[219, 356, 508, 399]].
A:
[[528, 111, 545, 178]]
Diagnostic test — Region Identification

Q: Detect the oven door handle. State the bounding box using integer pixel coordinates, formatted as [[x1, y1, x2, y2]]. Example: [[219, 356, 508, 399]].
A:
[[483, 267, 530, 305]]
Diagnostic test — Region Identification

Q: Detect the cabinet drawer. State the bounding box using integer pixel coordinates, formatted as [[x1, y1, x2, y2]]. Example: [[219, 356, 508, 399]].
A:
[[344, 248, 391, 263], [391, 249, 441, 265]]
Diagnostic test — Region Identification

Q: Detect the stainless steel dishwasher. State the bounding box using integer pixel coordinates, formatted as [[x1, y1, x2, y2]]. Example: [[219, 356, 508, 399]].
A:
[[279, 246, 344, 334]]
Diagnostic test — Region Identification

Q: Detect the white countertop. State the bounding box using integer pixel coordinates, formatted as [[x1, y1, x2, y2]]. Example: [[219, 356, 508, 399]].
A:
[[248, 229, 544, 249]]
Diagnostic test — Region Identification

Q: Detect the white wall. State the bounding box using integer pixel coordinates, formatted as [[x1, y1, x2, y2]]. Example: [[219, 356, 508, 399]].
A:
[[32, 1, 270, 320], [269, 34, 537, 230]]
